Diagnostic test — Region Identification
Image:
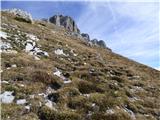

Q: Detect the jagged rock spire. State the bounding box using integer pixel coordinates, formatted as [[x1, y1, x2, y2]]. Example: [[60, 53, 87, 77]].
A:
[[49, 15, 80, 34]]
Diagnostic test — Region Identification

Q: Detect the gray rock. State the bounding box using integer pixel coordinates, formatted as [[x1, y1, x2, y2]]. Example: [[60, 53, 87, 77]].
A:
[[3, 8, 33, 23], [0, 41, 12, 51], [91, 39, 106, 48], [49, 15, 80, 33], [71, 32, 82, 39], [81, 33, 90, 41], [0, 91, 15, 104], [97, 40, 106, 48], [16, 99, 27, 105], [91, 39, 98, 45]]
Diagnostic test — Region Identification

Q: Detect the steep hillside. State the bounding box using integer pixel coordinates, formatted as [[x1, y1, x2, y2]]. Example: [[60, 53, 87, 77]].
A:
[[0, 10, 160, 120]]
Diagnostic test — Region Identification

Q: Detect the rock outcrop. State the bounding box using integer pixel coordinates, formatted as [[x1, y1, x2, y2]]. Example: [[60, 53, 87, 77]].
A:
[[49, 14, 108, 49], [91, 39, 106, 48], [3, 8, 33, 23], [2, 8, 108, 49], [81, 33, 90, 41], [49, 15, 80, 33]]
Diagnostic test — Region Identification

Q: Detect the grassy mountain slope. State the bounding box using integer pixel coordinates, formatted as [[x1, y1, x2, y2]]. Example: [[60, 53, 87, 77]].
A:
[[1, 12, 160, 120]]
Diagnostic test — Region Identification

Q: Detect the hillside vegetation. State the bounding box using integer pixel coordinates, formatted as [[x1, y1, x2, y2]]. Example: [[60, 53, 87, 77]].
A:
[[0, 11, 160, 120]]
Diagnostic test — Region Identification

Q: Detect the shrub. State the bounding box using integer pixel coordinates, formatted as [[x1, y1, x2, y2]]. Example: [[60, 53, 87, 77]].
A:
[[91, 111, 131, 120], [110, 76, 123, 83], [59, 87, 80, 97], [67, 96, 88, 110], [89, 93, 120, 111], [78, 81, 104, 94], [1, 104, 23, 119], [31, 70, 55, 84]]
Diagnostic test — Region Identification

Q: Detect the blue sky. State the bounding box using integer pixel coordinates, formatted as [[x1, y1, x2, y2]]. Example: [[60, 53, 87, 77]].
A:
[[1, 1, 160, 70]]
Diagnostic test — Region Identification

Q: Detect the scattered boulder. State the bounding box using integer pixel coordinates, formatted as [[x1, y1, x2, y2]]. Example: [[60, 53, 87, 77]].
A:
[[45, 100, 53, 109], [54, 49, 67, 56], [3, 8, 33, 23], [49, 15, 80, 33], [0, 91, 15, 104], [106, 109, 115, 114], [25, 37, 49, 58], [37, 51, 49, 57], [0, 80, 9, 84], [64, 80, 72, 84], [53, 69, 62, 78], [16, 99, 27, 105], [11, 64, 17, 68], [0, 41, 12, 52], [25, 42, 34, 52], [0, 31, 8, 39], [123, 106, 136, 120]]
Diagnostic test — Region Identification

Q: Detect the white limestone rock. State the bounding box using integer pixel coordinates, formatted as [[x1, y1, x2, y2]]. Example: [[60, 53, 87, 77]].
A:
[[11, 64, 17, 68], [54, 49, 66, 56], [0, 91, 15, 104], [4, 8, 33, 23], [25, 43, 34, 52], [53, 69, 62, 78], [16, 99, 27, 105], [0, 31, 8, 39], [64, 80, 72, 84]]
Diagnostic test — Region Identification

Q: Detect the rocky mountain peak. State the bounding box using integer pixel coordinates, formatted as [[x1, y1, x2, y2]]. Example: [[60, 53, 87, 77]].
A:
[[49, 15, 80, 34]]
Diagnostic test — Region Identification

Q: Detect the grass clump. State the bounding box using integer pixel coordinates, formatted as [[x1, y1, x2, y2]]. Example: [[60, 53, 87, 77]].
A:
[[67, 95, 89, 110], [31, 69, 56, 84], [89, 93, 121, 111], [38, 106, 81, 120], [1, 104, 23, 119], [91, 111, 131, 120], [78, 81, 104, 94]]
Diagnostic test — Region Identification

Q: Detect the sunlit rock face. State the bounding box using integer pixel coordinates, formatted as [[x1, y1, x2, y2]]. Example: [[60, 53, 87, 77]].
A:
[[3, 8, 33, 23], [49, 15, 80, 34]]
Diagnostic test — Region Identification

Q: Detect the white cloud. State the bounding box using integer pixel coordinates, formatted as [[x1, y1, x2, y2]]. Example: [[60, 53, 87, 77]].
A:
[[155, 66, 160, 71], [77, 1, 159, 68]]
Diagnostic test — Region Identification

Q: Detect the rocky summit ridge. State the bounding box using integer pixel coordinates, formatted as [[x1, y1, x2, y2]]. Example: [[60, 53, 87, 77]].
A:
[[0, 9, 160, 120], [2, 9, 107, 49], [49, 15, 80, 34], [49, 14, 107, 48]]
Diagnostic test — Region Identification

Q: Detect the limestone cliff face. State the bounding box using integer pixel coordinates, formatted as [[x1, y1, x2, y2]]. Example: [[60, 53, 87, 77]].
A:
[[49, 15, 80, 34]]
